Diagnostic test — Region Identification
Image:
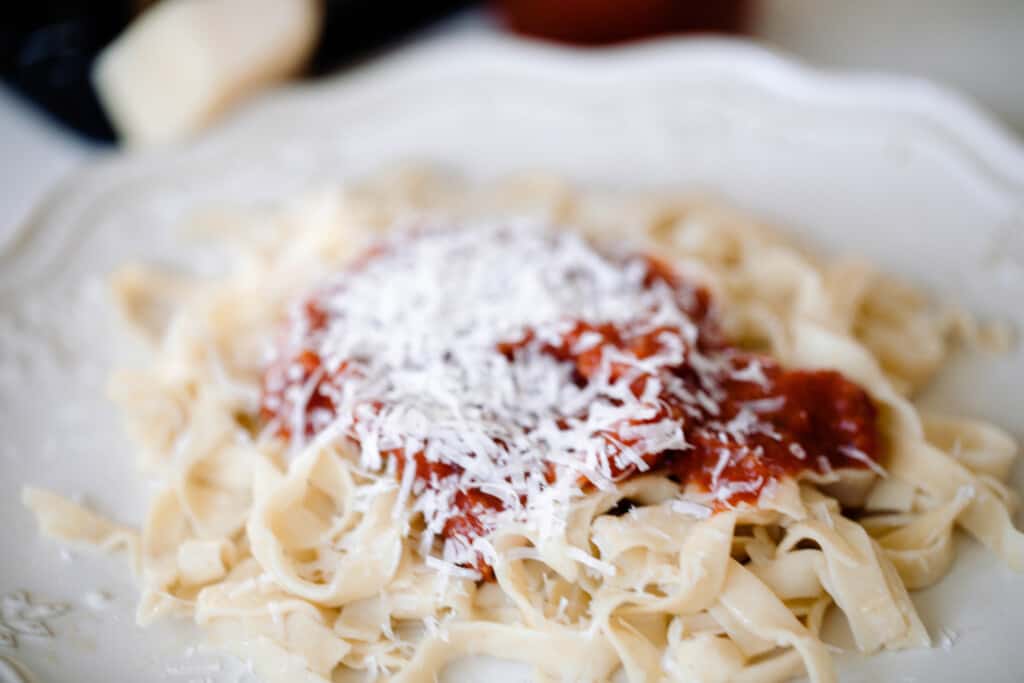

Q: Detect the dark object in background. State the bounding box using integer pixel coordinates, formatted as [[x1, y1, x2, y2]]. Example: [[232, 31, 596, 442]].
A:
[[310, 0, 474, 75], [1, 0, 475, 143], [1, 2, 136, 141], [497, 0, 748, 45]]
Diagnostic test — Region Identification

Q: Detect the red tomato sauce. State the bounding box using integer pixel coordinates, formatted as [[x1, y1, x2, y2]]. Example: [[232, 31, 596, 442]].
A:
[[261, 252, 881, 578]]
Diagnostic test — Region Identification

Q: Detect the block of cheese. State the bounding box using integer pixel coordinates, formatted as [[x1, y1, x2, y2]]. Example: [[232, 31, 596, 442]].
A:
[[94, 0, 322, 146]]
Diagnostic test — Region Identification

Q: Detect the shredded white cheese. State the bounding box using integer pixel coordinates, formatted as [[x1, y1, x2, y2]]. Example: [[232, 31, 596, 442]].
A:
[[266, 223, 723, 566], [671, 499, 712, 519], [839, 445, 888, 478], [263, 222, 883, 570], [565, 546, 618, 577]]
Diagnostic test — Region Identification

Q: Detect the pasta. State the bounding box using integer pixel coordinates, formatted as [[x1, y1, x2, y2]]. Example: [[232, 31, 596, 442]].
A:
[[24, 169, 1023, 683]]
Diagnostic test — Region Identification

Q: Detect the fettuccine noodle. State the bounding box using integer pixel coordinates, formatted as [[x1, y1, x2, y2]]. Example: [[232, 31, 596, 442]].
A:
[[25, 169, 1023, 683]]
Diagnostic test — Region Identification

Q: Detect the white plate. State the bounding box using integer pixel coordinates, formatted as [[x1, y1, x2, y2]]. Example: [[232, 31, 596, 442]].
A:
[[1, 34, 1023, 683]]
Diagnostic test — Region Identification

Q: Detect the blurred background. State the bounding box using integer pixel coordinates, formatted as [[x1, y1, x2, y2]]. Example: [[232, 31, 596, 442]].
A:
[[2, 0, 1022, 236]]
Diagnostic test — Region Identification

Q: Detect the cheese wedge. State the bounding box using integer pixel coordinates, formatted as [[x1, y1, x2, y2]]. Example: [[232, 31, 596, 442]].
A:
[[94, 0, 322, 145]]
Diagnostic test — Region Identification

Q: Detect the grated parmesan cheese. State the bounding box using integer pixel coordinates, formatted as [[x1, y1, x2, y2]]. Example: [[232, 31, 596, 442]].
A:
[[262, 222, 884, 571], [565, 546, 617, 577], [671, 499, 712, 519], [265, 223, 723, 567], [839, 445, 888, 478]]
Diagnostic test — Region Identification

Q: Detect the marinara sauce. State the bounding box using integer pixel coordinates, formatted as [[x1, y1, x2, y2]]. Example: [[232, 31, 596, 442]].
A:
[[261, 246, 881, 578]]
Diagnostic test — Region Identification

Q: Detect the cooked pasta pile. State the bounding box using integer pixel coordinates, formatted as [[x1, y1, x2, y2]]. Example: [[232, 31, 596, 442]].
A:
[[25, 170, 1024, 683]]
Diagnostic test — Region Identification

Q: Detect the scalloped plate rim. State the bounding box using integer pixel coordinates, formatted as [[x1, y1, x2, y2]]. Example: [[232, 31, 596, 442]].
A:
[[2, 34, 1023, 289]]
